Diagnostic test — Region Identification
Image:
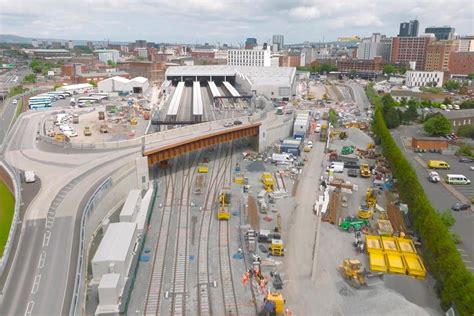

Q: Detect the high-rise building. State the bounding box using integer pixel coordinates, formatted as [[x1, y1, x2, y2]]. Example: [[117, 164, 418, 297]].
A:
[[245, 38, 257, 49], [95, 49, 120, 63], [31, 39, 39, 48], [391, 35, 434, 70], [424, 26, 455, 40], [227, 47, 271, 67], [135, 40, 147, 49], [52, 41, 62, 49], [67, 40, 74, 50], [272, 35, 284, 51], [399, 19, 419, 37], [457, 36, 474, 52], [356, 33, 392, 61], [424, 40, 459, 71]]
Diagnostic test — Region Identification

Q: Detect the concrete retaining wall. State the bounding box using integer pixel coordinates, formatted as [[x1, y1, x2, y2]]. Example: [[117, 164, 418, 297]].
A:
[[0, 160, 21, 277], [258, 115, 294, 151], [75, 161, 139, 315]]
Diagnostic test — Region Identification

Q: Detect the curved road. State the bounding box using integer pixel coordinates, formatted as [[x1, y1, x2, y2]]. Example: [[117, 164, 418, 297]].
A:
[[0, 109, 140, 315]]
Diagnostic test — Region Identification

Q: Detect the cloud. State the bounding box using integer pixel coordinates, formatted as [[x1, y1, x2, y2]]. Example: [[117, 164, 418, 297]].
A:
[[0, 0, 472, 43]]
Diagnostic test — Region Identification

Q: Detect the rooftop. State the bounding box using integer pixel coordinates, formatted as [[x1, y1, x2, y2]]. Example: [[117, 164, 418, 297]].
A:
[[442, 109, 474, 120], [120, 189, 141, 218], [32, 49, 70, 53], [98, 273, 121, 289], [78, 71, 129, 78], [92, 222, 136, 263], [57, 83, 93, 90]]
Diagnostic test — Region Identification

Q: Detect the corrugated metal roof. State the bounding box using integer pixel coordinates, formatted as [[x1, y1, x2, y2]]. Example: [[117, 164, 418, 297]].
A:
[[442, 109, 474, 120]]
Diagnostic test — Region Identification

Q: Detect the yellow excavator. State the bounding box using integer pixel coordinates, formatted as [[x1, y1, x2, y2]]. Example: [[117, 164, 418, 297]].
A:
[[340, 258, 383, 288]]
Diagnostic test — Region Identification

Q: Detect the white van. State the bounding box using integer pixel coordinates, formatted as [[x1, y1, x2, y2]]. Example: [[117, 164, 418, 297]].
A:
[[272, 153, 295, 165], [445, 174, 470, 185], [453, 104, 460, 110], [447, 104, 453, 110], [440, 104, 447, 110], [329, 161, 344, 173], [24, 171, 36, 183]]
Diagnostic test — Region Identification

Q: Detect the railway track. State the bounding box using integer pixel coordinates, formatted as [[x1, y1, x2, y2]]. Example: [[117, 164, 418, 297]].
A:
[[144, 162, 179, 315], [170, 152, 200, 315]]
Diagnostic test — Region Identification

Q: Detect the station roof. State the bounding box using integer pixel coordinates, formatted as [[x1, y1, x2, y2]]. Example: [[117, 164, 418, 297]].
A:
[[165, 65, 296, 87], [442, 108, 474, 120], [92, 222, 136, 263]]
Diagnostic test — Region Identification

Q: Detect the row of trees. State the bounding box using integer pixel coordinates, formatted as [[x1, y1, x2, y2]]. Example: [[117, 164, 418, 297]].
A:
[[371, 93, 419, 129], [297, 63, 338, 74], [382, 64, 408, 75], [367, 84, 474, 315], [30, 59, 61, 75]]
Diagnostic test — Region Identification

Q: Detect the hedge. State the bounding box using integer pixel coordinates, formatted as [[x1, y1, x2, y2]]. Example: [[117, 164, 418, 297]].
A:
[[367, 84, 474, 315]]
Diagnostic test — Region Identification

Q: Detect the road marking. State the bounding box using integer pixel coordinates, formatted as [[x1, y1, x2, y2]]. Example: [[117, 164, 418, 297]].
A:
[[466, 266, 474, 270], [31, 274, 41, 294], [461, 254, 469, 257], [463, 260, 473, 264], [25, 301, 34, 316], [457, 248, 465, 252], [42, 231, 51, 248], [38, 251, 46, 269]]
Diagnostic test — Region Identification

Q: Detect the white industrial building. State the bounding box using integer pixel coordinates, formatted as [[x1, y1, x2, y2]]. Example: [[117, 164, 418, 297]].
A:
[[95, 49, 120, 63], [97, 76, 149, 94], [96, 273, 123, 315], [57, 83, 93, 93], [92, 222, 138, 280], [120, 189, 141, 222], [227, 48, 271, 67], [405, 71, 444, 88]]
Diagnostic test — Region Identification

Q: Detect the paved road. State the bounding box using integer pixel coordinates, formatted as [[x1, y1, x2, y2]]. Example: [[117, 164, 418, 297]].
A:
[[393, 126, 474, 274], [0, 108, 141, 315], [346, 81, 371, 110], [0, 97, 19, 146]]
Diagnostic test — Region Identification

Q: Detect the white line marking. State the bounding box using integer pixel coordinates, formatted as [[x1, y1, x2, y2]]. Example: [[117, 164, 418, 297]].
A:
[[42, 231, 51, 248], [31, 274, 41, 294], [466, 266, 474, 270], [457, 248, 465, 252], [38, 251, 46, 269], [461, 254, 469, 257], [463, 260, 473, 264], [25, 301, 34, 316]]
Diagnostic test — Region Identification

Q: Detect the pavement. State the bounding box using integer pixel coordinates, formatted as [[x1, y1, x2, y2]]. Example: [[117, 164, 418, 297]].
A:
[[0, 107, 141, 315], [392, 125, 474, 274]]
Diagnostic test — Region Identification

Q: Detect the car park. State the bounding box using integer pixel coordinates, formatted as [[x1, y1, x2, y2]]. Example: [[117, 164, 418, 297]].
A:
[[451, 202, 471, 211]]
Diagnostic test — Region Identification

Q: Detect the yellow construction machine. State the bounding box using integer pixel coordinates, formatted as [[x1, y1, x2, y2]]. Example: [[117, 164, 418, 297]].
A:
[[340, 258, 383, 288], [357, 187, 378, 219], [263, 292, 285, 315], [359, 163, 371, 178], [217, 187, 231, 220], [262, 173, 274, 192]]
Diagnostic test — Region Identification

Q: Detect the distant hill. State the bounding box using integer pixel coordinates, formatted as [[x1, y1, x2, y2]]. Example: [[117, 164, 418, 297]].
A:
[[0, 34, 128, 46]]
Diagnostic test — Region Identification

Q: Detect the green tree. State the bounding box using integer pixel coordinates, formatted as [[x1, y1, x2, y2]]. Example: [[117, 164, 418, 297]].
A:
[[384, 106, 400, 128], [53, 83, 62, 90], [22, 74, 36, 84], [457, 144, 472, 157], [398, 66, 408, 74], [328, 108, 338, 125], [88, 80, 97, 88], [319, 63, 337, 73], [443, 97, 452, 105], [404, 103, 418, 122], [106, 59, 116, 67], [444, 80, 461, 91], [423, 115, 452, 136], [30, 59, 43, 73], [399, 97, 407, 107], [440, 209, 456, 228], [383, 64, 396, 75], [460, 100, 474, 109], [467, 73, 474, 80], [8, 85, 25, 97]]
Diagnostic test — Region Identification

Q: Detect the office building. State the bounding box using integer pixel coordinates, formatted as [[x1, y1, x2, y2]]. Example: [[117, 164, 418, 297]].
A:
[[425, 26, 455, 40], [52, 41, 62, 49], [31, 39, 39, 48], [95, 49, 120, 63], [448, 52, 474, 76], [458, 36, 474, 52], [245, 38, 257, 49], [338, 56, 384, 74], [272, 35, 284, 51], [137, 47, 148, 59], [399, 19, 419, 37], [135, 39, 147, 48], [227, 48, 271, 67], [356, 33, 392, 61], [424, 40, 459, 71], [391, 35, 433, 70], [67, 40, 74, 50], [405, 70, 444, 87]]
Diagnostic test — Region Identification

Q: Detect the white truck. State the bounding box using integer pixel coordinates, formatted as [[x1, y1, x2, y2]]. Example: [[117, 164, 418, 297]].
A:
[[272, 153, 295, 165], [329, 161, 344, 173]]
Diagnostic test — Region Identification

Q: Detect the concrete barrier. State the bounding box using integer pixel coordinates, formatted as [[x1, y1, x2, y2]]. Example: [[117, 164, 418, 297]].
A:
[[0, 160, 21, 277]]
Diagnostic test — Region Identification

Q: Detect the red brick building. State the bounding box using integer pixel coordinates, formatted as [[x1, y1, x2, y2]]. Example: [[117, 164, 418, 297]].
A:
[[72, 71, 130, 84], [118, 61, 166, 82], [448, 52, 474, 75], [61, 63, 87, 77], [337, 56, 384, 73], [424, 40, 459, 71], [391, 36, 433, 70]]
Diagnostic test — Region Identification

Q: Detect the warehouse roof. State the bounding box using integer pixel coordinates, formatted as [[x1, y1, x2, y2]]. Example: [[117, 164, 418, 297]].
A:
[[32, 49, 70, 53], [92, 222, 136, 263], [120, 189, 141, 220], [57, 83, 93, 91], [78, 71, 128, 78]]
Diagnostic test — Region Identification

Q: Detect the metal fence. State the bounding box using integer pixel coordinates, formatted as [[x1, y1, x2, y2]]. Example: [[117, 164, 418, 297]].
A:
[[69, 176, 112, 316], [0, 160, 22, 277]]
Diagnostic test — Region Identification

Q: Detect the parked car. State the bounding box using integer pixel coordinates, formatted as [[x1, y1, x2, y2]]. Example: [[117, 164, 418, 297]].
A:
[[63, 130, 78, 137], [459, 157, 473, 163], [470, 166, 474, 171], [223, 122, 233, 127], [233, 120, 242, 125], [451, 202, 471, 211], [24, 170, 36, 183]]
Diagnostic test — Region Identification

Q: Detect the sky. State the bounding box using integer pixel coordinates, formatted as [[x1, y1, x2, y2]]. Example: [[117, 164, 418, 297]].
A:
[[0, 0, 473, 44]]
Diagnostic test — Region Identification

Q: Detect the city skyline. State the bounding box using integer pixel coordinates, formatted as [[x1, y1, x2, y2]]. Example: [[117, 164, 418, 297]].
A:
[[1, 0, 473, 44]]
